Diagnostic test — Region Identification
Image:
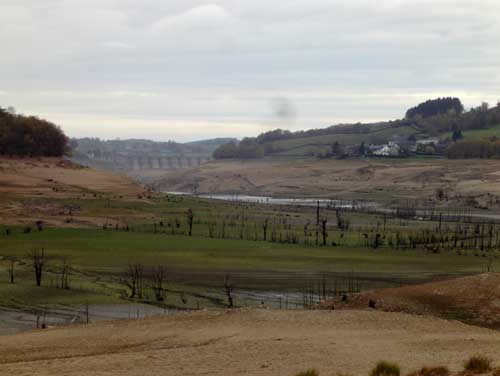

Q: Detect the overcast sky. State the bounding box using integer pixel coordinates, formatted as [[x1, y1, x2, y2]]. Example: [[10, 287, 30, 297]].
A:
[[1, 0, 499, 142]]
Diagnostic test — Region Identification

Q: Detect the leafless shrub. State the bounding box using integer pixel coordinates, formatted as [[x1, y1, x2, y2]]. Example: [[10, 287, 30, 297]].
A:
[[406, 366, 450, 376], [59, 258, 70, 289], [262, 218, 269, 241], [370, 361, 400, 376], [6, 256, 16, 284], [224, 274, 235, 308], [463, 355, 492, 374], [124, 263, 144, 299], [35, 220, 44, 231], [29, 248, 46, 287], [187, 208, 194, 236], [151, 265, 167, 302]]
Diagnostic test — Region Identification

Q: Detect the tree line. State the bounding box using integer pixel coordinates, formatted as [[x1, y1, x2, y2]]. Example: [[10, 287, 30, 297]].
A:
[[213, 138, 264, 159], [0, 107, 68, 157], [405, 97, 464, 119], [448, 139, 500, 159]]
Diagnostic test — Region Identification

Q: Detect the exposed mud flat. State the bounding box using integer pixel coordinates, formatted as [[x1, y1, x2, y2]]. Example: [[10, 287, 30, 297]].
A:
[[0, 303, 171, 335], [154, 158, 500, 211]]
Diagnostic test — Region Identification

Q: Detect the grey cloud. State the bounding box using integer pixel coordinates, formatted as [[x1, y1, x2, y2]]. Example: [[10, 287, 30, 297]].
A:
[[1, 0, 499, 141]]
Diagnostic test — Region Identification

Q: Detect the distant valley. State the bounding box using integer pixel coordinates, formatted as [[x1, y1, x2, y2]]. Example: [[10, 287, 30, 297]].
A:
[[70, 137, 235, 182]]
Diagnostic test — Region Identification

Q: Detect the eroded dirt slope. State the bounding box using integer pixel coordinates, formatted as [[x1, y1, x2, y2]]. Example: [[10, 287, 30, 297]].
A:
[[0, 157, 143, 198], [322, 273, 500, 329], [0, 157, 147, 226], [155, 158, 500, 210]]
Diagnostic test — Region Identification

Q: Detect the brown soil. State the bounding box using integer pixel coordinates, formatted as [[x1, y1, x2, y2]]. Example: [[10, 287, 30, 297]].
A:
[[322, 273, 500, 329], [0, 157, 143, 198], [155, 158, 500, 209], [0, 157, 147, 226], [0, 309, 499, 376]]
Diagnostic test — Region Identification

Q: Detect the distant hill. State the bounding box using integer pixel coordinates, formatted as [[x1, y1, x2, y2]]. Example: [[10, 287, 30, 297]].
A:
[[71, 137, 236, 173], [213, 99, 500, 159]]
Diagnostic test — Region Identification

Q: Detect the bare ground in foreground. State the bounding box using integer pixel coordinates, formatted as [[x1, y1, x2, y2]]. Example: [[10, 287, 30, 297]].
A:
[[0, 309, 499, 376]]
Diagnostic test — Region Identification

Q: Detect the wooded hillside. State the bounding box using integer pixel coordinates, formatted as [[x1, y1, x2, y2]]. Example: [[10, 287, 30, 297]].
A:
[[0, 107, 68, 157]]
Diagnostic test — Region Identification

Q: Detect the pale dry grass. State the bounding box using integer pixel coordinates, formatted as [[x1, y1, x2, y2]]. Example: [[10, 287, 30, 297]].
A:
[[0, 157, 146, 226], [0, 309, 499, 376], [0, 157, 143, 198]]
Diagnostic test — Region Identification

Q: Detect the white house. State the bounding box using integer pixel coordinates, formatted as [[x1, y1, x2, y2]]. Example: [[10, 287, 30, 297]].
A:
[[372, 142, 401, 157]]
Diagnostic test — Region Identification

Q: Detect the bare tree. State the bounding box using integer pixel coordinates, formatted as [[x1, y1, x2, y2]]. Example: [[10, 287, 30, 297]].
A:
[[29, 248, 45, 287], [320, 217, 328, 246], [262, 218, 269, 241], [315, 201, 320, 245], [59, 258, 70, 289], [187, 209, 194, 236], [124, 263, 144, 299], [35, 220, 44, 232], [208, 221, 216, 238], [335, 210, 350, 230], [224, 274, 235, 308], [486, 254, 494, 273], [151, 265, 167, 302], [6, 256, 16, 284]]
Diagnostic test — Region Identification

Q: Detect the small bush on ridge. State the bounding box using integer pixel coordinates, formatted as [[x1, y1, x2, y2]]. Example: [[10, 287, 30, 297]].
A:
[[463, 355, 492, 374], [370, 361, 401, 376], [295, 369, 319, 376], [406, 366, 450, 376]]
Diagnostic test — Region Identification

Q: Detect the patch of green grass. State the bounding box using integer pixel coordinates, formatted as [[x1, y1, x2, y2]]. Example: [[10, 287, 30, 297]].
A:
[[442, 124, 500, 141], [1, 193, 499, 312], [0, 227, 495, 276], [1, 224, 496, 312], [0, 280, 121, 308]]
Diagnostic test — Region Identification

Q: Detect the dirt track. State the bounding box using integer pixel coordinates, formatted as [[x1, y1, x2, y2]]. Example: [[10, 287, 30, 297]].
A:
[[1, 309, 499, 376]]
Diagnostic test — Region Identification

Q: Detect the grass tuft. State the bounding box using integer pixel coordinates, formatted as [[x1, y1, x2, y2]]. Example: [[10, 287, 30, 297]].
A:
[[406, 366, 450, 376], [295, 369, 319, 376], [370, 361, 401, 376], [463, 355, 492, 374], [491, 368, 500, 376]]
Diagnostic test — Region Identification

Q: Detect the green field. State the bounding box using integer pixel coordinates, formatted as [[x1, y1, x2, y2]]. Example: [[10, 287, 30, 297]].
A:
[[1, 200, 498, 314], [268, 126, 419, 156], [442, 124, 500, 141], [1, 188, 499, 323], [2, 227, 494, 273], [462, 124, 500, 140]]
